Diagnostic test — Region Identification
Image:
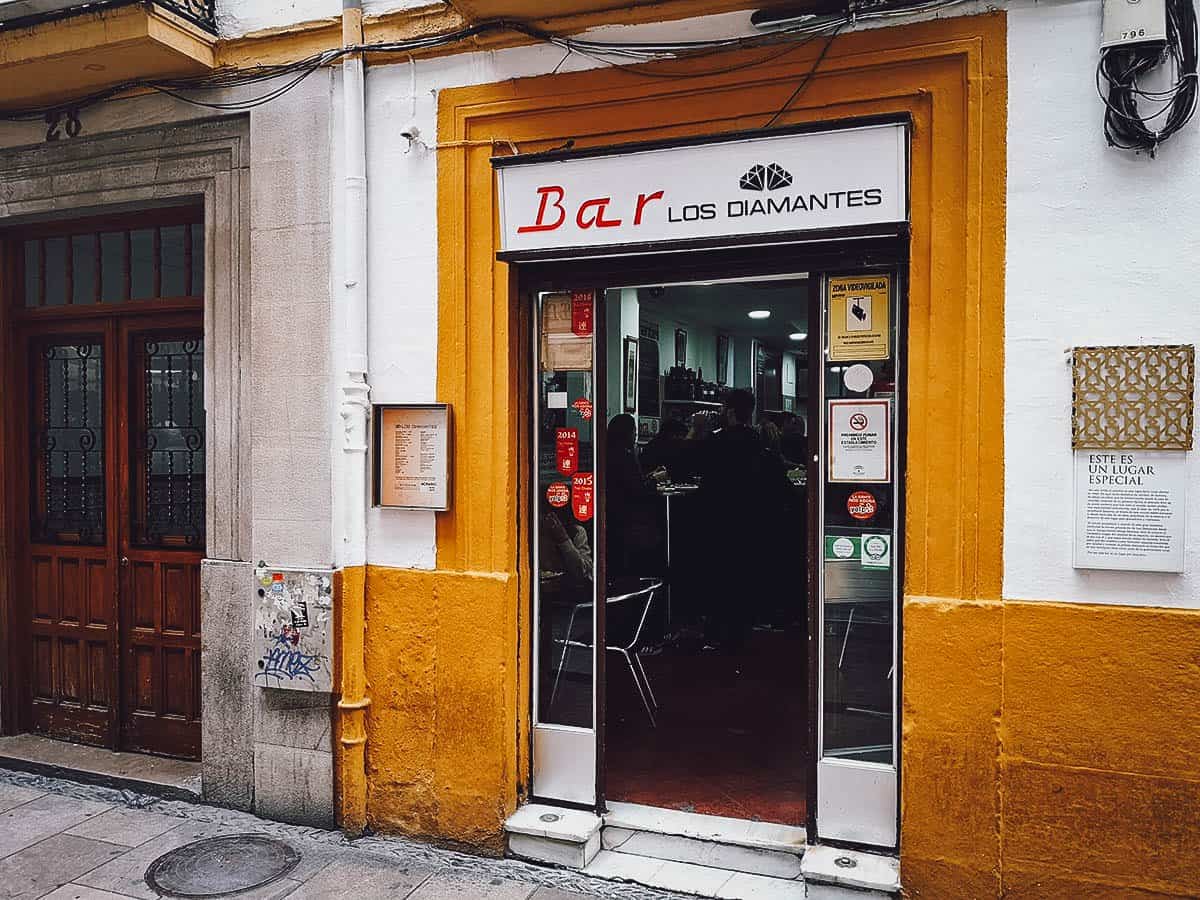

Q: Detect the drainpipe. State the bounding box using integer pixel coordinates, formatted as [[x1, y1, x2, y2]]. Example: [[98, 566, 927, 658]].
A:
[[335, 0, 371, 838]]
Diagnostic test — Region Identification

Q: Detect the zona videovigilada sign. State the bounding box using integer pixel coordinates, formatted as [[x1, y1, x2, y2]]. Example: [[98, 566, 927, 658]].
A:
[[494, 121, 909, 256]]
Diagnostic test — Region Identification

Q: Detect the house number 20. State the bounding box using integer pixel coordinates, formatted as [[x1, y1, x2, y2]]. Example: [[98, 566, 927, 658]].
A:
[[44, 109, 82, 142]]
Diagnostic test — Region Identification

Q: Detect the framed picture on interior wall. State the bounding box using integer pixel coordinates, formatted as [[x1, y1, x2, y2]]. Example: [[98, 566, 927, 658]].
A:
[[674, 328, 687, 367], [623, 337, 638, 412], [716, 334, 730, 385]]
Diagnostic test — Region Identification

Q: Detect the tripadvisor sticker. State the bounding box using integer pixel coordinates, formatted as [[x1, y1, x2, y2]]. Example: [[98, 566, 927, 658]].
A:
[[861, 533, 892, 569]]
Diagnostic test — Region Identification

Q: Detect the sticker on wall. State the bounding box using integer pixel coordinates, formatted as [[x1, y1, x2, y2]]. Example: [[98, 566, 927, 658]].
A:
[[572, 472, 594, 522], [555, 428, 579, 476], [824, 535, 860, 561], [828, 274, 890, 361], [861, 533, 892, 569], [572, 397, 593, 421], [546, 482, 570, 508], [842, 363, 875, 394], [253, 565, 334, 693], [847, 490, 878, 521], [571, 292, 594, 336]]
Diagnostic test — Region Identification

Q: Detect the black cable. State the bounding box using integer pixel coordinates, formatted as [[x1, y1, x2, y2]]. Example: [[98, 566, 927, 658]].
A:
[[1097, 0, 1198, 154], [763, 21, 846, 128], [0, 3, 963, 124]]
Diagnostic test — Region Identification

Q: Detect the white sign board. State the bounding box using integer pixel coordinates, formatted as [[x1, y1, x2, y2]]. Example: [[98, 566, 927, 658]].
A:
[[828, 398, 891, 483], [497, 123, 908, 255], [1073, 450, 1187, 573]]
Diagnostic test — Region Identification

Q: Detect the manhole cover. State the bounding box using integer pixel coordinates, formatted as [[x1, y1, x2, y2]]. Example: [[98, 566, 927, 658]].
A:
[[145, 834, 300, 898]]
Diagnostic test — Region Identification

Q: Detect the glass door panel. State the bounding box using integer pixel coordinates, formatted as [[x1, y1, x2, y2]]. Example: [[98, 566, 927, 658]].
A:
[[532, 290, 600, 805], [816, 271, 900, 847]]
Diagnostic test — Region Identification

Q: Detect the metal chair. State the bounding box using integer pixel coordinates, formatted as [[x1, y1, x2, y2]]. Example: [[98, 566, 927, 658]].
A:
[[550, 578, 663, 727]]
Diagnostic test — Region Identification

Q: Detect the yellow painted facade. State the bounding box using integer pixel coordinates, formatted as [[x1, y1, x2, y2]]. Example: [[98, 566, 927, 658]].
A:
[[345, 11, 1200, 898], [5, 2, 1196, 896]]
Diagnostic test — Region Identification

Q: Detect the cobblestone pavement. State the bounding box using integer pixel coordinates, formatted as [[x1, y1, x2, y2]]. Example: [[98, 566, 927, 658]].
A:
[[0, 767, 686, 900]]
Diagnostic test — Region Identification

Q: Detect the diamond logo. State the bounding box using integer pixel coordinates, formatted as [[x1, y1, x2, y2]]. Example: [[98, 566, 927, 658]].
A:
[[739, 162, 793, 191]]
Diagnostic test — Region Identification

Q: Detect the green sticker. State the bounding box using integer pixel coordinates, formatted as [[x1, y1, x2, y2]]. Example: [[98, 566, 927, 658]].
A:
[[824, 535, 861, 561]]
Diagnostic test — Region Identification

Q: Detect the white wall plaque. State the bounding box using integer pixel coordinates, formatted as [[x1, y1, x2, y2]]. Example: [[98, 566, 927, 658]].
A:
[[374, 404, 451, 510], [829, 399, 891, 483], [496, 122, 908, 255], [1073, 450, 1187, 573]]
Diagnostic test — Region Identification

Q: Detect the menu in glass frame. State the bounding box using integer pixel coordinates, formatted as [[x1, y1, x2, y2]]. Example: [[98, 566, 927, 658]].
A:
[[375, 404, 451, 510]]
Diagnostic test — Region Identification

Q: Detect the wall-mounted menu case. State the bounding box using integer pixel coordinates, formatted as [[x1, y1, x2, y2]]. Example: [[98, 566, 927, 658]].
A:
[[373, 404, 452, 510]]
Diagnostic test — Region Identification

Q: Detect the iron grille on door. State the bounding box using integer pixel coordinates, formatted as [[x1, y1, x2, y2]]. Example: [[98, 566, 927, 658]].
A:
[[132, 337, 205, 548], [31, 342, 104, 545]]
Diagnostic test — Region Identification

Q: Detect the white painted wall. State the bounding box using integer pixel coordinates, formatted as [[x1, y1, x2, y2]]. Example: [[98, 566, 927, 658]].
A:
[[215, 0, 429, 37], [1005, 0, 1200, 608], [2, 0, 1197, 602]]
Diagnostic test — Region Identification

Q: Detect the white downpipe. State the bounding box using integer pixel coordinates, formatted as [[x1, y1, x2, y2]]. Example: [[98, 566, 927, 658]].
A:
[[339, 0, 370, 568]]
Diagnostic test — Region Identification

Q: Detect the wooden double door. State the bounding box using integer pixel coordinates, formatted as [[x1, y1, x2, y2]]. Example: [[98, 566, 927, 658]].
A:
[[18, 312, 205, 758]]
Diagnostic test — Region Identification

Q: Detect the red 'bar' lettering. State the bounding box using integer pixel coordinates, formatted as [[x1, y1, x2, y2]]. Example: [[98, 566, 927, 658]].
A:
[[634, 190, 665, 225], [576, 197, 622, 229], [517, 186, 568, 233]]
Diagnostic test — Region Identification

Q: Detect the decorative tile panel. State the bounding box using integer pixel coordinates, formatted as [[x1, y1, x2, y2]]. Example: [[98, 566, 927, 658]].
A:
[[1072, 345, 1194, 450]]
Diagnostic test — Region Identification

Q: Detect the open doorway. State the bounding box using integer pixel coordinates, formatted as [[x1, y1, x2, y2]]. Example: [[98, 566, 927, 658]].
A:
[[530, 261, 902, 844], [600, 276, 811, 825]]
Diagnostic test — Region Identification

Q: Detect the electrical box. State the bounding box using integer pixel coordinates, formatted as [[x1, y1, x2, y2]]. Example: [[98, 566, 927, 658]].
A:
[[1101, 0, 1167, 49], [253, 565, 334, 693]]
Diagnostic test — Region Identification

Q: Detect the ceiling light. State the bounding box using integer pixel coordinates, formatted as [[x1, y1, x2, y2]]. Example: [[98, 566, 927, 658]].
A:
[[748, 310, 771, 319], [789, 332, 807, 341]]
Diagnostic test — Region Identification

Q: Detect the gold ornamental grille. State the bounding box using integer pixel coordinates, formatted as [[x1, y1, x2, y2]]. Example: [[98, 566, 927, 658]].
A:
[[1071, 345, 1195, 450]]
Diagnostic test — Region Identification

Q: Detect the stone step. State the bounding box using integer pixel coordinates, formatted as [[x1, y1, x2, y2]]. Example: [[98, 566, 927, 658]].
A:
[[800, 845, 900, 898], [603, 801, 808, 855], [583, 848, 806, 899], [505, 803, 602, 869], [602, 826, 804, 879]]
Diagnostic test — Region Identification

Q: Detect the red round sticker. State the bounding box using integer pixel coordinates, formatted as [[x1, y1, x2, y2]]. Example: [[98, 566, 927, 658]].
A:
[[847, 490, 878, 521], [572, 397, 593, 421], [546, 482, 570, 508]]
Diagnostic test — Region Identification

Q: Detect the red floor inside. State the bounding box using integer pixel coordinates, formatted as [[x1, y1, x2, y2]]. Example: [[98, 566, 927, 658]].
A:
[[604, 627, 809, 825]]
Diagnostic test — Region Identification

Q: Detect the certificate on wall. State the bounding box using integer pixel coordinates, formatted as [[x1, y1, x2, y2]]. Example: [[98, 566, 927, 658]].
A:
[[828, 398, 891, 483], [374, 405, 451, 510]]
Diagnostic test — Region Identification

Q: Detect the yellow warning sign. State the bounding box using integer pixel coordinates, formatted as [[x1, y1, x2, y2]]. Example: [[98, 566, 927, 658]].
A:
[[828, 275, 891, 362]]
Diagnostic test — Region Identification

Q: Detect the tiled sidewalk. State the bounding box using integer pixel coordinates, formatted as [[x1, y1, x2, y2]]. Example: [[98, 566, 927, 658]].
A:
[[0, 768, 683, 900]]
